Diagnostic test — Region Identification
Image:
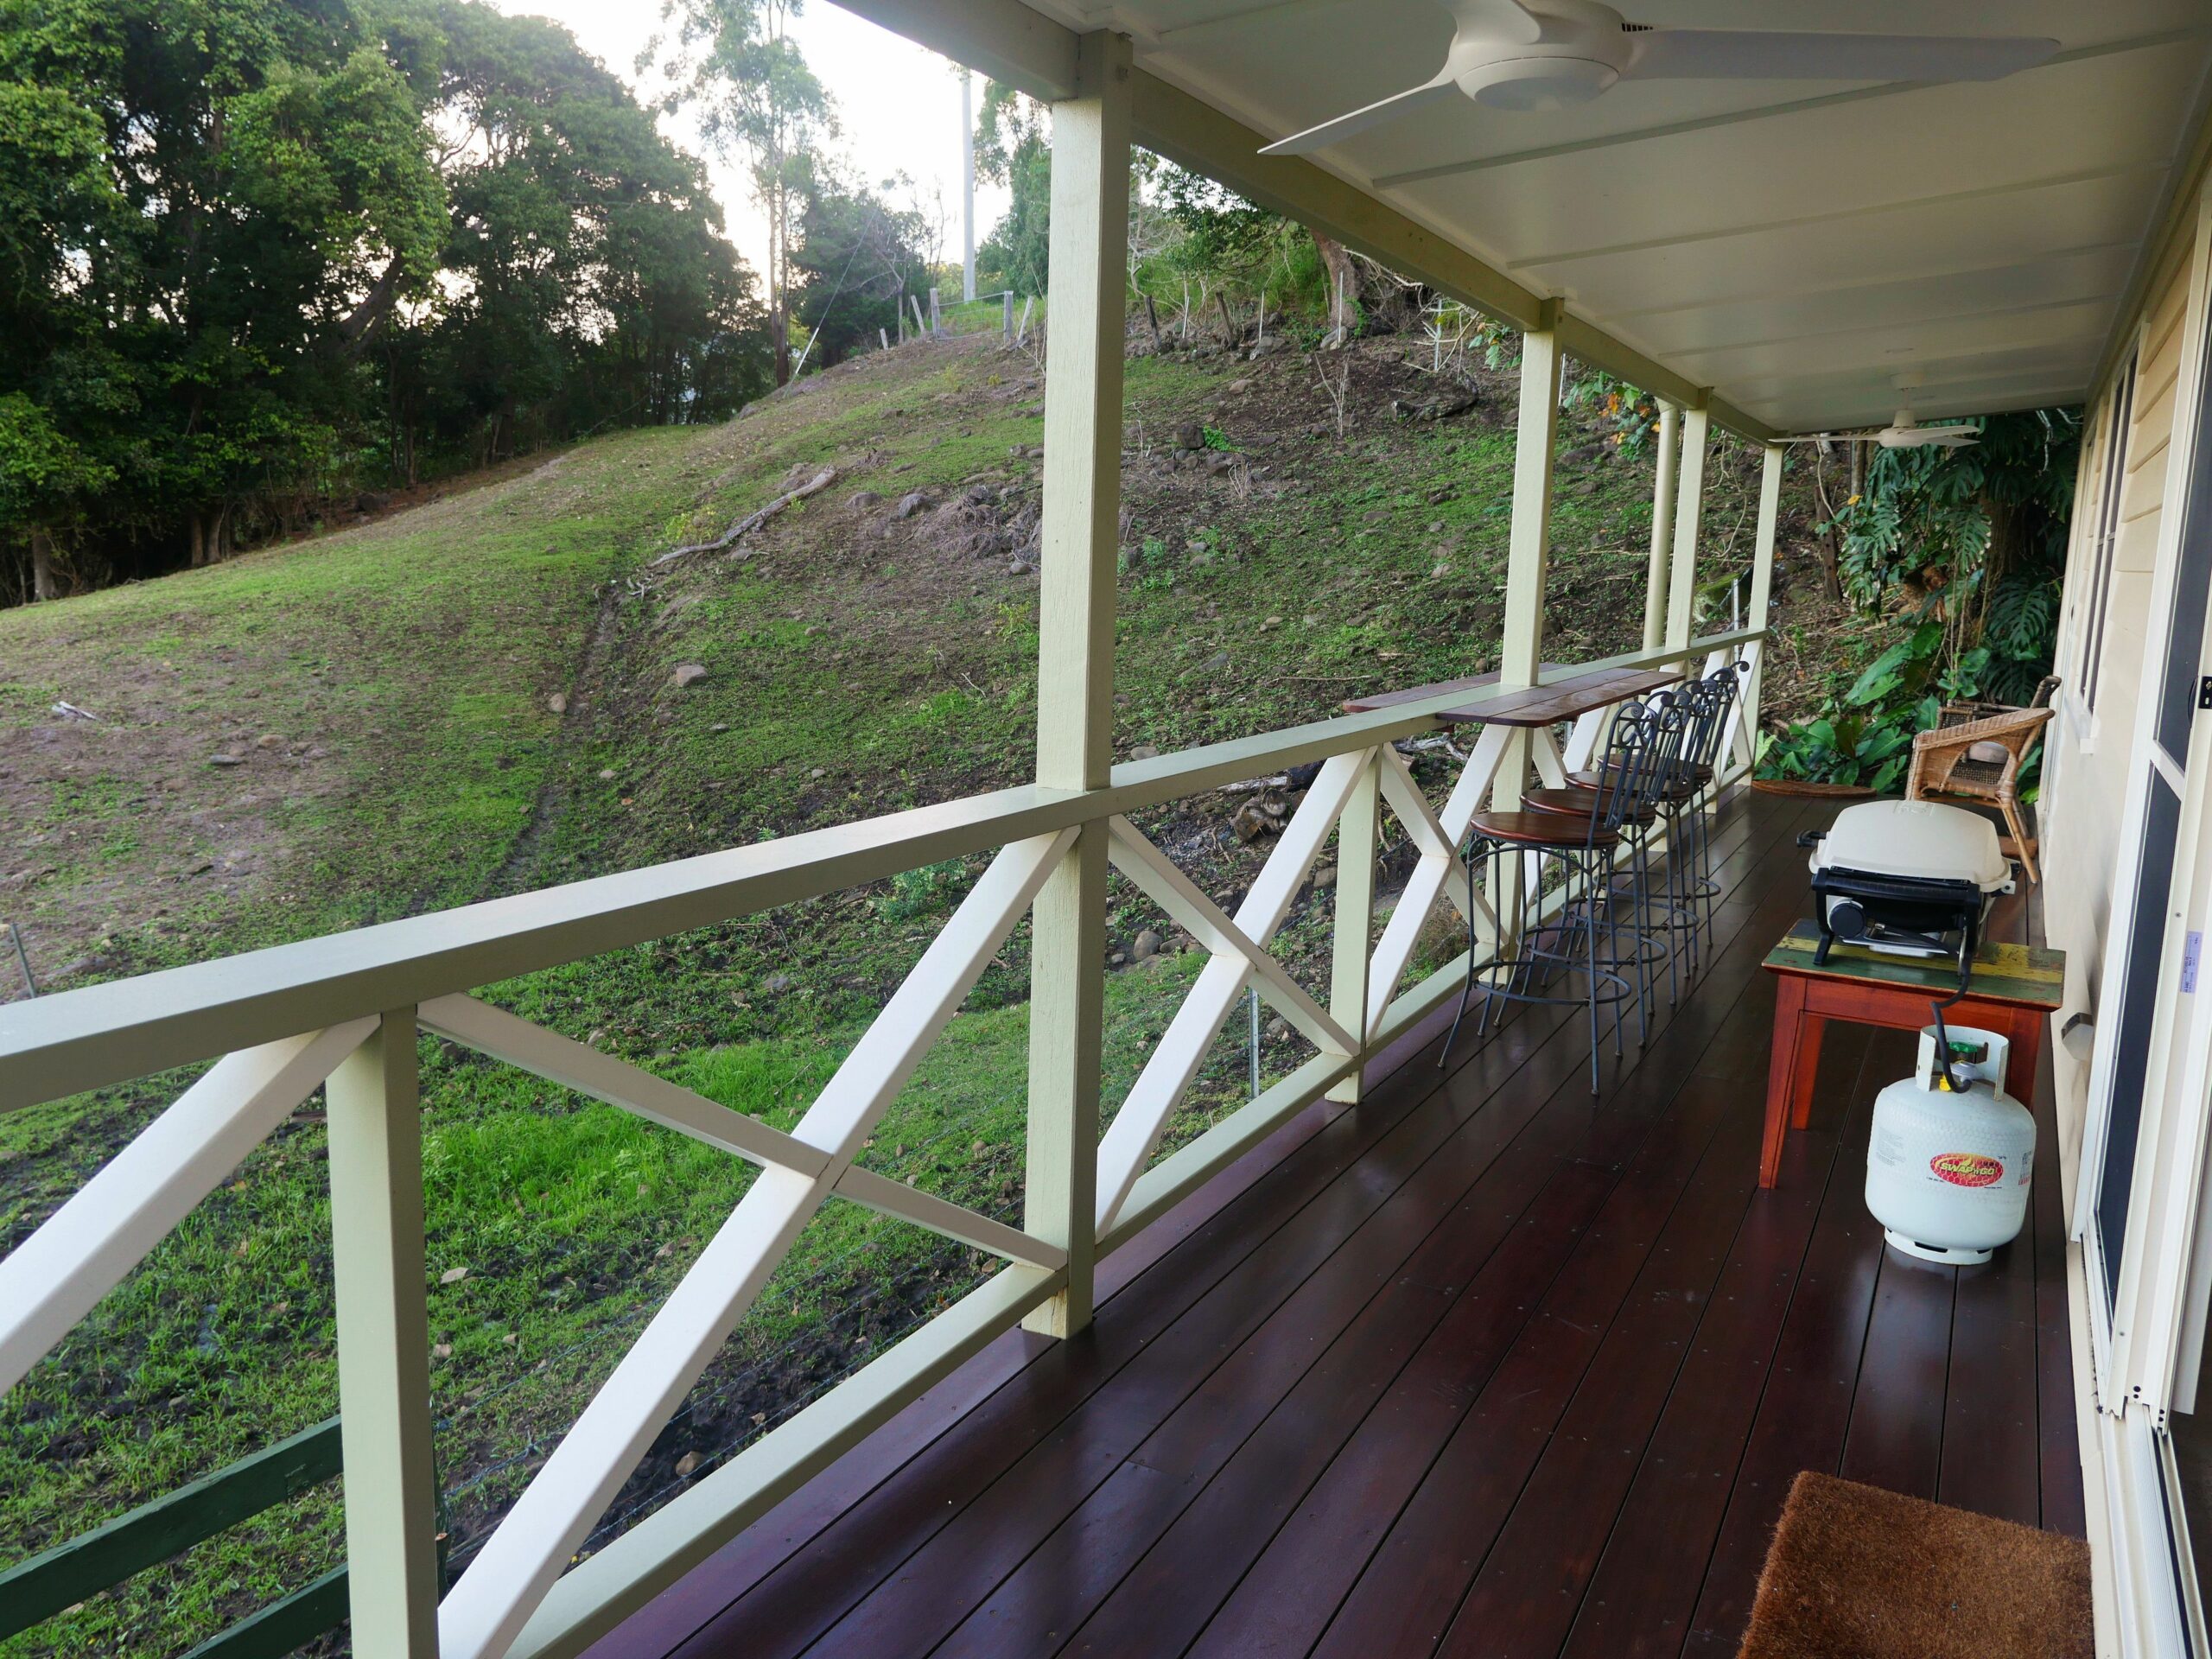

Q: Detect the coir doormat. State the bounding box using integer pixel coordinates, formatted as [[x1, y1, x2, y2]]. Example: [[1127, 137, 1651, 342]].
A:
[[1738, 1471, 2093, 1658]]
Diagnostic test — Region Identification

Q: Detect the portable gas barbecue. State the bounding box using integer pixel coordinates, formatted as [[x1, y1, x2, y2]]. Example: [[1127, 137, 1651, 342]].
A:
[[1797, 801, 2015, 984]]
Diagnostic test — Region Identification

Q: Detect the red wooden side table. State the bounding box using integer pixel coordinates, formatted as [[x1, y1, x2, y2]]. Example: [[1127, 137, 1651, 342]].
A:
[[1758, 919, 2064, 1189]]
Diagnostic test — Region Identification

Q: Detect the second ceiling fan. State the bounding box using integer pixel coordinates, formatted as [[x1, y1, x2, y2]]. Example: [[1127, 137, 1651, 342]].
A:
[[1259, 0, 2057, 155]]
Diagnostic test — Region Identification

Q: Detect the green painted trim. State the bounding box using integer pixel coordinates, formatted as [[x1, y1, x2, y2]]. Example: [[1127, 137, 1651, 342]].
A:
[[1764, 918, 2065, 1006], [176, 1566, 348, 1659], [0, 1418, 341, 1641]]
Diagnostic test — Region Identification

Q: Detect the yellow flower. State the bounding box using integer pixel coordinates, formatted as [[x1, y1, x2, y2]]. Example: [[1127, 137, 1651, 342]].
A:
[[1847, 493, 1861, 505]]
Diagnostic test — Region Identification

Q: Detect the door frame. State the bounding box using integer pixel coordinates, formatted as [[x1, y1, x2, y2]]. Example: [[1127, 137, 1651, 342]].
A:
[[2078, 186, 2212, 1415], [2069, 182, 2212, 1656]]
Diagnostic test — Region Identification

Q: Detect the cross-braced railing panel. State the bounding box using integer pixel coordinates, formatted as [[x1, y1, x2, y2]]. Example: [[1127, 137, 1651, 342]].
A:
[[1092, 750, 1370, 1232], [434, 828, 1072, 1659]]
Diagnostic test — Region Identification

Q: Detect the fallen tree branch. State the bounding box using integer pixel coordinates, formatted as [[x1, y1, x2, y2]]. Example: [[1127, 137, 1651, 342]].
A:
[[653, 467, 838, 564]]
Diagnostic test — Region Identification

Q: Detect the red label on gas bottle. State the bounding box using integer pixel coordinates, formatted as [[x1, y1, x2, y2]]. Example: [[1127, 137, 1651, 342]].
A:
[[1930, 1152, 2003, 1188]]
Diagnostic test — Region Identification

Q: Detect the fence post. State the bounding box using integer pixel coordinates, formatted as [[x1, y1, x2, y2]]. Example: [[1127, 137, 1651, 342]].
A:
[[1023, 29, 1130, 1341], [1643, 403, 1681, 652], [1003, 290, 1014, 339], [1327, 753, 1381, 1102], [1665, 404, 1712, 652], [930, 287, 942, 336], [327, 1007, 442, 1657]]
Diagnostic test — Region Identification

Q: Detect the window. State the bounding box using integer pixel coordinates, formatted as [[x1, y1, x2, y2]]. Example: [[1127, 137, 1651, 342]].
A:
[[2082, 353, 2139, 712]]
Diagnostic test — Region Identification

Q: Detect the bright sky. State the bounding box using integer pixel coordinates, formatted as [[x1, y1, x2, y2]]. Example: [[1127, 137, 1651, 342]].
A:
[[493, 0, 1013, 289]]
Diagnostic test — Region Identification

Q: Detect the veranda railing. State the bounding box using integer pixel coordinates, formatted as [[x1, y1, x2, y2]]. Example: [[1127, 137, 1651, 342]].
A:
[[0, 628, 1762, 1659]]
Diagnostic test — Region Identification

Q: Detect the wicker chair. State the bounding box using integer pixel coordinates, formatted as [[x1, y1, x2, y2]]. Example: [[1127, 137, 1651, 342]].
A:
[[1903, 675, 2058, 883]]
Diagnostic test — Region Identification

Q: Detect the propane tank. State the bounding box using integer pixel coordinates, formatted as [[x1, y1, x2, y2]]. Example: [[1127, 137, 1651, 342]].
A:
[[1864, 1023, 2036, 1265]]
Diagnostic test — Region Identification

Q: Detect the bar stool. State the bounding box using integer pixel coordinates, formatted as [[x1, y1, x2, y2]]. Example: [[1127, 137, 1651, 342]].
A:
[[1525, 690, 1695, 1033], [1440, 699, 1681, 1093]]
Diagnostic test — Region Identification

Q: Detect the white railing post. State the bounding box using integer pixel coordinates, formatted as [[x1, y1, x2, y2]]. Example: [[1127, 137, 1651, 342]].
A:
[[1327, 751, 1381, 1103], [1739, 441, 1785, 770], [1023, 28, 1130, 1341], [1494, 302, 1562, 815], [327, 1007, 443, 1659], [1643, 402, 1681, 652], [1490, 306, 1562, 934], [1664, 403, 1712, 652]]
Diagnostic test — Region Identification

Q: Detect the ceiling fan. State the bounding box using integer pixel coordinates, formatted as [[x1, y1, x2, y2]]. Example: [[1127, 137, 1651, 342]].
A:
[[1802, 410, 1982, 450], [1258, 0, 2058, 155]]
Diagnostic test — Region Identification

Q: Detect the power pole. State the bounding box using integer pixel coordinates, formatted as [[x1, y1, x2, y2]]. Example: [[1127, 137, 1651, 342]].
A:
[[961, 69, 977, 303]]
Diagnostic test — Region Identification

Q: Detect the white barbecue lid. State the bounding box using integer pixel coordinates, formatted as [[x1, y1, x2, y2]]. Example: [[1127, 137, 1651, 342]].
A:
[[1811, 801, 2011, 889]]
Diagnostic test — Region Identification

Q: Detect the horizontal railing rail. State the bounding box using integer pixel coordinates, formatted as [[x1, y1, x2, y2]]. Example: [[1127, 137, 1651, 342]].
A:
[[0, 627, 1762, 1659]]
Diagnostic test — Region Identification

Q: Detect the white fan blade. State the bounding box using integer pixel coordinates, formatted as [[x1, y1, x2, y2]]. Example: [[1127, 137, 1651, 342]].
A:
[[1261, 71, 1461, 156], [1879, 427, 1979, 448], [1624, 29, 2057, 84]]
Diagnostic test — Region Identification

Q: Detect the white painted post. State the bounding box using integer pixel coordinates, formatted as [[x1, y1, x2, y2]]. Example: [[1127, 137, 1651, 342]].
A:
[[327, 1008, 442, 1659], [961, 69, 977, 305], [1743, 442, 1785, 763], [1664, 404, 1711, 652], [1643, 403, 1680, 652], [1024, 29, 1130, 1340], [1327, 753, 1380, 1103], [1494, 303, 1562, 815]]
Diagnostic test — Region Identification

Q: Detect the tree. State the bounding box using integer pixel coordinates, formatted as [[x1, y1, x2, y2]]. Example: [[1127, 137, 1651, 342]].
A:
[[1, 0, 446, 580], [646, 0, 833, 385], [398, 3, 770, 467], [789, 175, 931, 366], [974, 81, 1049, 297], [1, 0, 772, 601], [1759, 410, 2082, 789]]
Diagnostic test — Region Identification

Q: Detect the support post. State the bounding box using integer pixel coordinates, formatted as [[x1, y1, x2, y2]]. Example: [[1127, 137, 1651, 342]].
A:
[[1642, 403, 1680, 651], [1664, 403, 1711, 652], [327, 1008, 442, 1659], [961, 69, 977, 304], [1023, 29, 1130, 1340], [1493, 305, 1562, 814], [1742, 442, 1785, 763], [1327, 753, 1381, 1101]]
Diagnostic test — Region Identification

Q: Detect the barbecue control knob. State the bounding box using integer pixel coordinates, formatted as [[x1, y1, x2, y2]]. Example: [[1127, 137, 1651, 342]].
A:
[[1828, 900, 1868, 940]]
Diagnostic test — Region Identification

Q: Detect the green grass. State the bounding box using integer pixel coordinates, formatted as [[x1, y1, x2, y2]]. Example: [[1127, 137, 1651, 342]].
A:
[[0, 328, 1808, 1656]]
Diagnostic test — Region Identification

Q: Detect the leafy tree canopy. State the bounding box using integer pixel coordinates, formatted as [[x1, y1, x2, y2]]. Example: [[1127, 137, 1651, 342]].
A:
[[2, 0, 771, 602]]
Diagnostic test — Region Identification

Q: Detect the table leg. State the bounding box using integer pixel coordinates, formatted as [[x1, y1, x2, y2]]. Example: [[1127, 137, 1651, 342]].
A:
[[1763, 977, 1810, 1188], [1790, 1011, 1827, 1131], [1999, 1006, 2044, 1109]]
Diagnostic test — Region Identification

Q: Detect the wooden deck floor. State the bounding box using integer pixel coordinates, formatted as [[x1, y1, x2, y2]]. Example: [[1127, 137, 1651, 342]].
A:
[[595, 790, 2084, 1659]]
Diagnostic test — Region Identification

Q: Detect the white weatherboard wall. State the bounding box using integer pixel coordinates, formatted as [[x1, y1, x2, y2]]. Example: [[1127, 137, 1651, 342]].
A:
[[2048, 242, 2197, 1196]]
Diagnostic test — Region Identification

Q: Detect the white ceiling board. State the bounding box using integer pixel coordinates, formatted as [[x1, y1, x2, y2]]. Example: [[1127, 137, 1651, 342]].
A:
[[981, 0, 2212, 429], [1669, 298, 2111, 381], [1549, 175, 2167, 322], [1403, 54, 2201, 273], [1728, 350, 2107, 430], [1626, 246, 2139, 359]]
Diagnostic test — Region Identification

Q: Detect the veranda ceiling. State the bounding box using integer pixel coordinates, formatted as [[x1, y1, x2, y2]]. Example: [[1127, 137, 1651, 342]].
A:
[[845, 0, 2212, 436]]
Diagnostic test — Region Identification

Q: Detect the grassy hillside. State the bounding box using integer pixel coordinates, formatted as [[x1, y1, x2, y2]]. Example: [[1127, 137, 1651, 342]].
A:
[[0, 329, 1870, 1656]]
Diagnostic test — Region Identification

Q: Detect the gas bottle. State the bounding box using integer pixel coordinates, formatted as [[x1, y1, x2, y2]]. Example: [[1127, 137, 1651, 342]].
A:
[[1864, 1023, 2036, 1265]]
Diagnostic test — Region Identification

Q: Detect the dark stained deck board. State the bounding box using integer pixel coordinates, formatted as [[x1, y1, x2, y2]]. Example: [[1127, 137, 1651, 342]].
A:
[[594, 791, 2082, 1659], [1550, 1032, 1873, 1659]]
